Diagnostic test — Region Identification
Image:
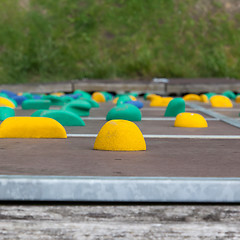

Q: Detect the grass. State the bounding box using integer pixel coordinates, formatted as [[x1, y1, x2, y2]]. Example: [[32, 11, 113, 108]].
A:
[[0, 0, 240, 84]]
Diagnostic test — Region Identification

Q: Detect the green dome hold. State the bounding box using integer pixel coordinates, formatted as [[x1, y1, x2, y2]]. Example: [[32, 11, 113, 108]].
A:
[[42, 95, 65, 106], [39, 110, 85, 126], [62, 100, 91, 116], [22, 100, 51, 109], [106, 104, 142, 121], [0, 107, 15, 121], [222, 90, 236, 100], [117, 95, 132, 105], [205, 92, 216, 99], [79, 97, 99, 108], [31, 109, 46, 117], [22, 92, 33, 99], [0, 93, 9, 98], [164, 98, 185, 117], [74, 90, 92, 99]]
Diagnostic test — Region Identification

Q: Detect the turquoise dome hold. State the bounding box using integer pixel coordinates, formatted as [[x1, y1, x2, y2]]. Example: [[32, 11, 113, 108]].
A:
[[164, 98, 185, 117], [106, 104, 142, 121], [0, 107, 15, 121], [38, 110, 85, 126], [62, 99, 91, 116]]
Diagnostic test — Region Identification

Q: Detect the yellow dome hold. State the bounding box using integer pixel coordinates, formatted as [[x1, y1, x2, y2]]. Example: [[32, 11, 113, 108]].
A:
[[0, 117, 67, 138], [113, 97, 119, 104], [51, 92, 64, 96], [0, 97, 16, 109], [150, 96, 173, 107], [146, 94, 159, 100], [149, 96, 162, 107], [129, 95, 137, 101], [183, 94, 201, 101], [236, 95, 240, 103], [200, 94, 209, 103], [92, 92, 106, 103], [210, 95, 233, 108], [94, 120, 146, 151], [174, 113, 208, 128]]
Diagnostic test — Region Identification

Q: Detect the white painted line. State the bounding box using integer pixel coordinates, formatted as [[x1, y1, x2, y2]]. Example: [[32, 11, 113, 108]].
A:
[[82, 117, 219, 121], [67, 134, 240, 139]]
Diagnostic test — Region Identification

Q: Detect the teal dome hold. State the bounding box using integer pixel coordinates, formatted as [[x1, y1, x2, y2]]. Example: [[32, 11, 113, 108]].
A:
[[42, 95, 65, 106], [79, 97, 99, 108], [205, 92, 216, 99], [74, 90, 92, 99], [222, 90, 236, 100], [22, 100, 51, 109], [0, 107, 15, 121], [106, 104, 142, 121], [164, 98, 185, 117], [38, 110, 85, 126], [117, 95, 132, 105], [62, 100, 91, 116], [31, 109, 45, 117]]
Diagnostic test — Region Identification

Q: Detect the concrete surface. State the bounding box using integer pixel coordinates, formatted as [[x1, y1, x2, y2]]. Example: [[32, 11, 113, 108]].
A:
[[0, 204, 239, 239]]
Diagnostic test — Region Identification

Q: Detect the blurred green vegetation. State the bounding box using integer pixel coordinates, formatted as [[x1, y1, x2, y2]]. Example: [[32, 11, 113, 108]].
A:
[[0, 0, 239, 83]]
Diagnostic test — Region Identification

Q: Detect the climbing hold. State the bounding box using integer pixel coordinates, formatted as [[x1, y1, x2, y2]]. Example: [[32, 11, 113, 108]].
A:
[[0, 90, 17, 98], [124, 100, 144, 109], [0, 97, 16, 109], [22, 92, 33, 99], [42, 95, 65, 106], [79, 98, 99, 108], [74, 90, 92, 99], [200, 94, 209, 103], [150, 96, 172, 107], [61, 96, 74, 103], [31, 109, 45, 117], [101, 92, 113, 101], [39, 110, 85, 126], [159, 97, 173, 107], [106, 104, 142, 121], [12, 96, 28, 106], [129, 95, 137, 101], [183, 94, 201, 101], [22, 100, 51, 109], [92, 92, 105, 103], [0, 93, 9, 98], [164, 98, 185, 117], [222, 90, 236, 100], [94, 120, 146, 151], [0, 117, 67, 138], [62, 100, 91, 116], [235, 95, 240, 103], [174, 113, 208, 128], [0, 107, 15, 121], [32, 94, 42, 100], [146, 94, 159, 100], [129, 92, 139, 97], [210, 95, 233, 108], [149, 95, 162, 107], [116, 95, 132, 105], [65, 93, 82, 99], [51, 92, 64, 97], [113, 97, 119, 104], [205, 92, 217, 99]]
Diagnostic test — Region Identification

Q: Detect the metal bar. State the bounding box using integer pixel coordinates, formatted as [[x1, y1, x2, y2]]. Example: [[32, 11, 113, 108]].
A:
[[186, 102, 240, 128]]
